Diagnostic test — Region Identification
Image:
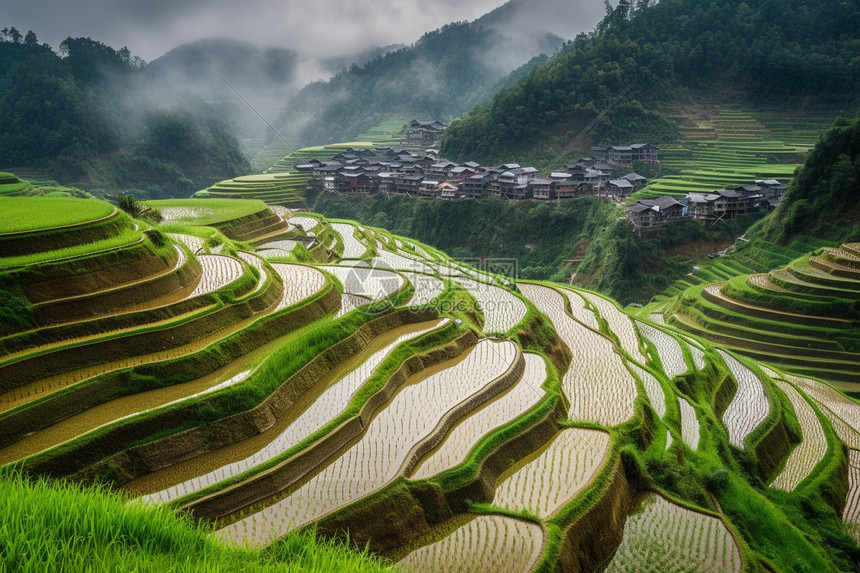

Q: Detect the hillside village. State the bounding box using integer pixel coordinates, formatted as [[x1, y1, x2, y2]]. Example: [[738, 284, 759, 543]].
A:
[[299, 137, 788, 229]]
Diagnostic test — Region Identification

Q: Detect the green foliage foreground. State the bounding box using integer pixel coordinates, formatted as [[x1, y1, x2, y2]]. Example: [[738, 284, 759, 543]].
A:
[[0, 473, 394, 572]]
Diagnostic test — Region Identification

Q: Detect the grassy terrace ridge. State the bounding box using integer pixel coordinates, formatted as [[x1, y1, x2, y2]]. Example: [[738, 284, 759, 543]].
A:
[[144, 198, 270, 226], [0, 173, 33, 196], [0, 473, 393, 572], [194, 172, 310, 208], [0, 196, 115, 234], [663, 244, 860, 387]]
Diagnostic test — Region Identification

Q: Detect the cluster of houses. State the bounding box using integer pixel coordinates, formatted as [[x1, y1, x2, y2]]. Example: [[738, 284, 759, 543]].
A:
[[627, 180, 788, 229], [298, 143, 659, 201], [405, 120, 448, 146]]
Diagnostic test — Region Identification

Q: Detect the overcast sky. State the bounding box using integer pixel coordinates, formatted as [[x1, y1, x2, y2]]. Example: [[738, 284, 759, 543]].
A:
[[1, 0, 601, 62]]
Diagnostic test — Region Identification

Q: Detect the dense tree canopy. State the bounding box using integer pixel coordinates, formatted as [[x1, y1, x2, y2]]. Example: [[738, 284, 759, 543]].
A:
[[763, 116, 860, 243], [440, 0, 860, 163], [0, 32, 248, 196]]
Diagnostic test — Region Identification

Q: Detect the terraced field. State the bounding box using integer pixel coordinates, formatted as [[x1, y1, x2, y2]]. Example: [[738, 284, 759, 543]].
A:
[[493, 428, 610, 518], [666, 244, 860, 389], [631, 364, 666, 418], [520, 284, 637, 426], [633, 104, 834, 201], [411, 354, 548, 480], [330, 222, 368, 259], [769, 381, 827, 491], [604, 494, 742, 573], [3, 195, 860, 572], [217, 339, 520, 546], [397, 515, 544, 573], [194, 173, 309, 208], [718, 350, 770, 449]]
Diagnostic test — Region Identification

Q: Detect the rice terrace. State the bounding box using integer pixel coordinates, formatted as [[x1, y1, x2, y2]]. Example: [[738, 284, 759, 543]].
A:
[[0, 184, 858, 571], [2, 0, 860, 571]]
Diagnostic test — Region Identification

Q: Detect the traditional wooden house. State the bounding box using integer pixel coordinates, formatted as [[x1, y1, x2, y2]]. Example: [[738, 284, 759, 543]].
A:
[[630, 143, 659, 162], [530, 179, 554, 200], [686, 189, 754, 220], [714, 189, 754, 219], [608, 146, 633, 164], [394, 175, 422, 195], [437, 182, 460, 200], [449, 166, 476, 179], [622, 172, 648, 189], [628, 203, 659, 227], [627, 196, 685, 227], [427, 161, 458, 179], [377, 172, 396, 194], [419, 180, 440, 197], [756, 179, 788, 199], [686, 192, 720, 218], [608, 179, 635, 196], [330, 170, 374, 194], [463, 174, 491, 197]]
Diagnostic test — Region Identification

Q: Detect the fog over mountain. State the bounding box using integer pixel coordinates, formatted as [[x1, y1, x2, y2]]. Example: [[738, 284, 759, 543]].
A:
[[3, 0, 518, 62]]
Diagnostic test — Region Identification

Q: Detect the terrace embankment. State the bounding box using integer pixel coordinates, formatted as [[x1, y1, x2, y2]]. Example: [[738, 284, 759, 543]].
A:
[[183, 326, 478, 522], [555, 455, 636, 573], [31, 245, 202, 325], [211, 208, 292, 243], [308, 396, 561, 557], [0, 283, 340, 456], [18, 306, 436, 486], [18, 238, 178, 305], [0, 208, 123, 258], [752, 395, 796, 482], [0, 261, 277, 390]]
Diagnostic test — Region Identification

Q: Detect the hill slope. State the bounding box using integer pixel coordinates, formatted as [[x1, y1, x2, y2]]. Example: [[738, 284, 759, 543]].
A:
[[0, 33, 249, 195], [0, 196, 858, 571], [440, 0, 860, 163]]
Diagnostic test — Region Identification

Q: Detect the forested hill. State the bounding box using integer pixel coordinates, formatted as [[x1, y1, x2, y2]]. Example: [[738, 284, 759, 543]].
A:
[[440, 0, 860, 163], [276, 21, 560, 147], [760, 116, 860, 244], [0, 32, 248, 195]]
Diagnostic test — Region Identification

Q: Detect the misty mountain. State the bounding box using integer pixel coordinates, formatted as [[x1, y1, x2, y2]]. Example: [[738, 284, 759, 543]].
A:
[[276, 0, 596, 147], [147, 38, 403, 101], [441, 0, 860, 163], [0, 34, 248, 195], [146, 38, 407, 154], [147, 38, 301, 96]]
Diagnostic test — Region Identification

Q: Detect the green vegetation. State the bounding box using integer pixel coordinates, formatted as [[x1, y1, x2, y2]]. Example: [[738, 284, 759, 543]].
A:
[[195, 173, 309, 207], [144, 198, 269, 226], [441, 0, 859, 163], [664, 244, 860, 387], [314, 193, 764, 304], [0, 472, 393, 572], [0, 33, 248, 195], [0, 196, 114, 233], [276, 22, 560, 147], [762, 116, 860, 244]]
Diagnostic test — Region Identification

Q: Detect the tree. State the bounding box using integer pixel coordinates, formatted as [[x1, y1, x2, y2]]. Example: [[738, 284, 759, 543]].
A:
[[9, 27, 21, 44], [24, 30, 37, 46]]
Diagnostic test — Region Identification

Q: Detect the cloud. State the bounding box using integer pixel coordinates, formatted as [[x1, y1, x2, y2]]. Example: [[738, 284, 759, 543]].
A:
[[4, 0, 527, 62]]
